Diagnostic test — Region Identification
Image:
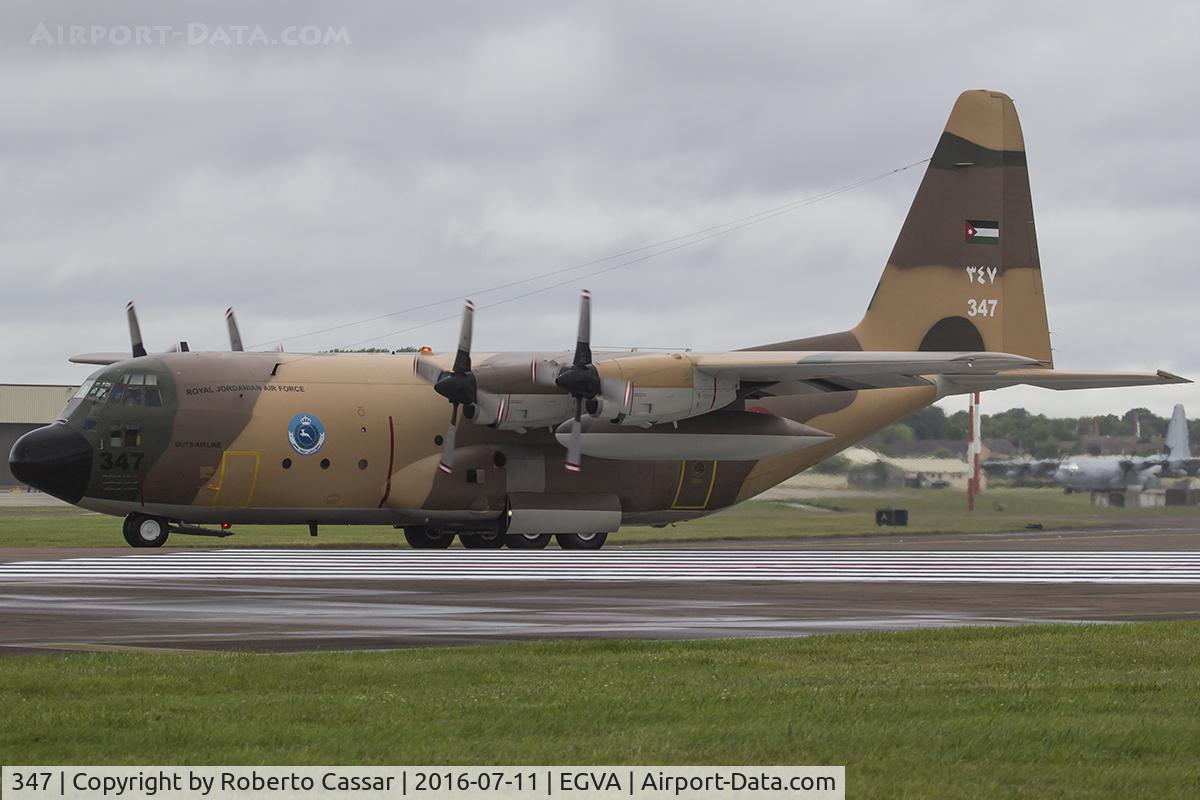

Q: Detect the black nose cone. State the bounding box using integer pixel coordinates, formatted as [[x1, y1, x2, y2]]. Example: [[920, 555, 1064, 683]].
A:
[[9, 424, 93, 504]]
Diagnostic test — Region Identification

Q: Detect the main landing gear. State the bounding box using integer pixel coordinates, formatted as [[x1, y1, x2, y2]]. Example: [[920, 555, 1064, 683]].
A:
[[504, 533, 553, 549], [555, 532, 607, 550], [402, 527, 608, 550], [402, 526, 456, 549], [122, 513, 170, 548]]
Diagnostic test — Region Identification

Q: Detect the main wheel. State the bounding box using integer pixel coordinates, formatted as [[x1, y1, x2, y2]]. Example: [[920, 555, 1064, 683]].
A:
[[122, 514, 169, 548], [460, 531, 506, 549], [555, 532, 607, 550], [504, 533, 552, 550], [403, 527, 455, 549]]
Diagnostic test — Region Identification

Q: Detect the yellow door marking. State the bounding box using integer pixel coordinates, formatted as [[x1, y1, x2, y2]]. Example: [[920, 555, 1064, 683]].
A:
[[671, 460, 719, 510], [210, 451, 260, 507]]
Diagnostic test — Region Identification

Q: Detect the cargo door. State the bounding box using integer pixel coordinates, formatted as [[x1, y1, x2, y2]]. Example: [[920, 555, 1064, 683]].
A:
[[210, 451, 260, 507]]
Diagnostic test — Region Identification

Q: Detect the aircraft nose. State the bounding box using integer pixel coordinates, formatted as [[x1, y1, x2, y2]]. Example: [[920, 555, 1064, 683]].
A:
[[8, 424, 93, 504]]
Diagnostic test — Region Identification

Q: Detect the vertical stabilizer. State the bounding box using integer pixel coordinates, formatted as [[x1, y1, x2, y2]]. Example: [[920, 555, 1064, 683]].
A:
[[852, 90, 1053, 365], [1166, 404, 1190, 460]]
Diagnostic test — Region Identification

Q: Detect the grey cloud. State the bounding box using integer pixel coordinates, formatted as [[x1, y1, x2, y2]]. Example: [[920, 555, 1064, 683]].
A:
[[1, 0, 1197, 417]]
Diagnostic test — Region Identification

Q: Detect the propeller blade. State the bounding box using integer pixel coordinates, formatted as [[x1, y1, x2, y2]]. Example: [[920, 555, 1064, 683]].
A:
[[413, 354, 444, 384], [453, 300, 475, 374], [126, 301, 147, 358], [438, 404, 459, 475], [573, 289, 592, 368], [225, 308, 244, 351], [565, 397, 583, 473]]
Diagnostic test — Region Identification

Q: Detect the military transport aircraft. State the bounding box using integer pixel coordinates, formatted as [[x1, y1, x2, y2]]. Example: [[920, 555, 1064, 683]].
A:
[[985, 405, 1197, 492], [8, 89, 1189, 549]]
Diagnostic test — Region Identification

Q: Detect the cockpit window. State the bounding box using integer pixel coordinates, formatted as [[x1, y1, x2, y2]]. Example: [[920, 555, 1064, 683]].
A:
[[107, 426, 141, 448], [123, 386, 144, 406], [87, 380, 113, 402], [73, 379, 96, 400], [95, 373, 162, 407]]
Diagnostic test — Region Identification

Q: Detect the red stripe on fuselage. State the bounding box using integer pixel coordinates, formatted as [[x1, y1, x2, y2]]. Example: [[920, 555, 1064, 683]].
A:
[[377, 415, 396, 508]]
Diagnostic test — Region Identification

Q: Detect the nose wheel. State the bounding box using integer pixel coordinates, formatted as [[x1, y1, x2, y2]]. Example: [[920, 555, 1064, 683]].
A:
[[122, 514, 169, 548]]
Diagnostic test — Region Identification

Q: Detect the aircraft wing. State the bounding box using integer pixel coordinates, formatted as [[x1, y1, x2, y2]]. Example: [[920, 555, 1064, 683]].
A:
[[941, 369, 1190, 393], [689, 351, 1042, 395], [1124, 455, 1200, 477]]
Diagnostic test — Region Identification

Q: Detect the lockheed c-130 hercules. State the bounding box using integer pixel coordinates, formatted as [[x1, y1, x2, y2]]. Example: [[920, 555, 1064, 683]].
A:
[[8, 89, 1188, 549]]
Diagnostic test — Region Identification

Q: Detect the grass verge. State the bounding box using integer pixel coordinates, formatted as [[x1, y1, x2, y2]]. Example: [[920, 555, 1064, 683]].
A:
[[2, 623, 1198, 797]]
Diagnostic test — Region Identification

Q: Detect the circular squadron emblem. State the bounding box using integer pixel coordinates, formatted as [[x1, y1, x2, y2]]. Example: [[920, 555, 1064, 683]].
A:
[[287, 413, 326, 456]]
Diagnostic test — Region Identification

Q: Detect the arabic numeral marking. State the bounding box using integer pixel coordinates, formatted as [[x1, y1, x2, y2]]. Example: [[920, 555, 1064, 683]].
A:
[[967, 298, 999, 318], [965, 265, 999, 285]]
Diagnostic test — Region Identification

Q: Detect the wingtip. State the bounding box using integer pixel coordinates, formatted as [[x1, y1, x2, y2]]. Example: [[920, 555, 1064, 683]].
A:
[[1158, 370, 1192, 384]]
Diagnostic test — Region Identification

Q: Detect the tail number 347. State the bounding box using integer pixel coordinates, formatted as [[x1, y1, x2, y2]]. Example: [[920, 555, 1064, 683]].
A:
[[967, 298, 998, 318]]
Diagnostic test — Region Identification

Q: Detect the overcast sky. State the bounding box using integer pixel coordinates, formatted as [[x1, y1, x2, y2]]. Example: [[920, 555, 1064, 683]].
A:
[[2, 1, 1197, 418]]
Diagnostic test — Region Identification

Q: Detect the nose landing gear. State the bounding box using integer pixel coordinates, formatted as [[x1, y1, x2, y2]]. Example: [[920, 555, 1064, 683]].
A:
[[122, 514, 169, 548]]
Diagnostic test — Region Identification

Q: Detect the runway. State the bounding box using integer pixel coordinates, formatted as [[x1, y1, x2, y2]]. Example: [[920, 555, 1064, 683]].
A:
[[4, 548, 1200, 583], [2, 524, 1199, 653]]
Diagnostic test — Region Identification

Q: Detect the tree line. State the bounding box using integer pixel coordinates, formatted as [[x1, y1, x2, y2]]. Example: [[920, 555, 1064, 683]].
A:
[[873, 406, 1193, 459]]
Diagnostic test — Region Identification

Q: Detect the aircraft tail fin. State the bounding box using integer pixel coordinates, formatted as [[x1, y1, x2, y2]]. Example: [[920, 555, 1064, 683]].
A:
[[1166, 404, 1190, 460], [852, 90, 1053, 366]]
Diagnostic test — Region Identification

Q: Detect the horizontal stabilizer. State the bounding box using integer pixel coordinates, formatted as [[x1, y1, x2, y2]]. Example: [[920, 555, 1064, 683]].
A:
[[943, 369, 1190, 394]]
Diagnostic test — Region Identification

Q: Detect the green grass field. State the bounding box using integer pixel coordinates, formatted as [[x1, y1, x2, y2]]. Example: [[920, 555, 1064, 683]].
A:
[[2, 623, 1198, 797], [0, 487, 1195, 548]]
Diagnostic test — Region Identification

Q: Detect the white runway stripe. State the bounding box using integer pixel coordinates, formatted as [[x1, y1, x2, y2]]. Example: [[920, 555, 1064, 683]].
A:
[[2, 550, 1200, 583]]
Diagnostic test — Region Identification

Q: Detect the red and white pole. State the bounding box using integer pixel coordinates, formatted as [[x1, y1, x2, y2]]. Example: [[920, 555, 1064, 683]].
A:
[[967, 392, 981, 510], [972, 391, 982, 499]]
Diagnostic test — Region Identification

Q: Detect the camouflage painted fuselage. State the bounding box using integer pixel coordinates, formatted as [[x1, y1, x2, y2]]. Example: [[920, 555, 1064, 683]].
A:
[[64, 349, 930, 529]]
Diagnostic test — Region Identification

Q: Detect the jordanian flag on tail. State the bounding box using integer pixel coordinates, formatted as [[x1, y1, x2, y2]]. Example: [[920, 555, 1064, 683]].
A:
[[965, 219, 999, 244]]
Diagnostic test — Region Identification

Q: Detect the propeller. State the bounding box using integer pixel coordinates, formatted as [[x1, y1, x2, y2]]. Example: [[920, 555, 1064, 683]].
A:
[[225, 308, 244, 351], [553, 290, 602, 473], [126, 301, 147, 358], [430, 300, 478, 475]]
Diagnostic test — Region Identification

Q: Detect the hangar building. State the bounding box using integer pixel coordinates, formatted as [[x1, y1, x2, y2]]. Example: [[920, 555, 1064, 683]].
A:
[[1, 384, 78, 487]]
